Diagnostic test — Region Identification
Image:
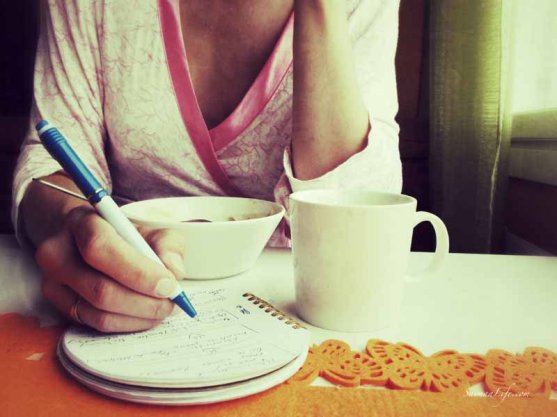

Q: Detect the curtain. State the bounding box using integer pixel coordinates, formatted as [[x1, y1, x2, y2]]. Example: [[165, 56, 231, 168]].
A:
[[429, 0, 513, 253]]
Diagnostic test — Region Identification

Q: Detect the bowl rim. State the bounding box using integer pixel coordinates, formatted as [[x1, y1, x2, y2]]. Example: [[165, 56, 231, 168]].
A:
[[121, 196, 285, 228]]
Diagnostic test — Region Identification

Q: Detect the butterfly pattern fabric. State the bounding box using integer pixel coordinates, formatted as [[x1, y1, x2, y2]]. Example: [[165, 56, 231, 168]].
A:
[[289, 339, 487, 392], [485, 347, 557, 398], [290, 339, 557, 399]]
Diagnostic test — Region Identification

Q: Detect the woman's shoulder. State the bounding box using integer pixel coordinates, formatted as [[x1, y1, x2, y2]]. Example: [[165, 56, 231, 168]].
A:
[[47, 0, 158, 29]]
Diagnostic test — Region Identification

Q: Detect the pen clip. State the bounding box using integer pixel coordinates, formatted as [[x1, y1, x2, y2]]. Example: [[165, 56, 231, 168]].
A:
[[32, 178, 88, 201]]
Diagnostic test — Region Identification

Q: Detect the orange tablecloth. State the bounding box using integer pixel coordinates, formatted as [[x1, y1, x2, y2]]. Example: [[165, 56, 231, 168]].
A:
[[1, 314, 556, 417]]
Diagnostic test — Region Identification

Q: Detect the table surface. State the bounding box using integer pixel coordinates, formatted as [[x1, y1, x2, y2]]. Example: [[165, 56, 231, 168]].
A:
[[1, 234, 556, 357]]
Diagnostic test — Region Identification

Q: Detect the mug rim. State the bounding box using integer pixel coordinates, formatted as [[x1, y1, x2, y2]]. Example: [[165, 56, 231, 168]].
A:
[[289, 189, 417, 208]]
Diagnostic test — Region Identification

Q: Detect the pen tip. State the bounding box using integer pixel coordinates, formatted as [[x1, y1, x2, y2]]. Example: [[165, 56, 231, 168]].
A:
[[172, 293, 197, 319]]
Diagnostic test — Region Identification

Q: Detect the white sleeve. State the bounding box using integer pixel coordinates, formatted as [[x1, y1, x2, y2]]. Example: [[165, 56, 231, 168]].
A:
[[11, 0, 110, 243]]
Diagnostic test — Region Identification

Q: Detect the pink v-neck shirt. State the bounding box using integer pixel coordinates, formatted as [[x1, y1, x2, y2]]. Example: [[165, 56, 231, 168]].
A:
[[13, 0, 402, 247]]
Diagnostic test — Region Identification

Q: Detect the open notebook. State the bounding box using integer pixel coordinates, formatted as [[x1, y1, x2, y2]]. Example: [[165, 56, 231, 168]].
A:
[[58, 288, 309, 405]]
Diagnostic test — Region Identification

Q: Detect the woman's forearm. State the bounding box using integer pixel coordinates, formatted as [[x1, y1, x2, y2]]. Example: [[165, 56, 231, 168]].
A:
[[21, 173, 89, 246], [292, 0, 370, 180]]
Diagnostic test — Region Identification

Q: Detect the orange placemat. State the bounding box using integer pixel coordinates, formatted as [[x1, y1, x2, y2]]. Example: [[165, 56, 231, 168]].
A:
[[1, 313, 556, 417], [288, 339, 557, 398]]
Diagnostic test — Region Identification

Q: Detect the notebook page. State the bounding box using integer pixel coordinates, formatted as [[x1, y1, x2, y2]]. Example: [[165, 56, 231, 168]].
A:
[[62, 288, 309, 388], [58, 341, 308, 405]]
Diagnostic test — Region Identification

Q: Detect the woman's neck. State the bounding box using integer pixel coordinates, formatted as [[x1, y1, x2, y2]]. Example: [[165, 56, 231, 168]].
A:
[[178, 0, 293, 129], [180, 0, 293, 34]]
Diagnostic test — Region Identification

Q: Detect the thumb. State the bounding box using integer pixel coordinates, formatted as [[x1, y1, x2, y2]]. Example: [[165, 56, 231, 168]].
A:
[[159, 251, 186, 279], [140, 227, 187, 279]]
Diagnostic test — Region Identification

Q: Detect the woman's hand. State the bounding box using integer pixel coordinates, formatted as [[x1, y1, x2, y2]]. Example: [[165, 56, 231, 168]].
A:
[[35, 205, 187, 333]]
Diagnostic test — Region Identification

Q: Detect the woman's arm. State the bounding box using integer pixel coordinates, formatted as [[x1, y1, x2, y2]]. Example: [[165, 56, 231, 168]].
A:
[[21, 174, 86, 246], [292, 0, 370, 180], [21, 173, 181, 332], [273, 0, 401, 235], [14, 1, 184, 332]]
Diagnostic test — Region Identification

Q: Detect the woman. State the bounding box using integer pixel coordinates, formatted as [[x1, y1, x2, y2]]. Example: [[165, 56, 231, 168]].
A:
[[13, 0, 401, 332]]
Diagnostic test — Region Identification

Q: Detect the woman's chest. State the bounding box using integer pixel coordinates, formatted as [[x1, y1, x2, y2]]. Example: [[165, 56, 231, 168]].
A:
[[98, 1, 293, 199], [179, 0, 293, 129]]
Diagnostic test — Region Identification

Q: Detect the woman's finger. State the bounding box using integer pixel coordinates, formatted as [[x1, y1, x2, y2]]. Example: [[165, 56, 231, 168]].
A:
[[82, 278, 173, 320], [42, 280, 161, 333], [37, 226, 174, 320], [141, 227, 187, 279], [76, 299, 162, 333], [66, 207, 178, 299], [65, 270, 174, 320], [42, 279, 80, 323]]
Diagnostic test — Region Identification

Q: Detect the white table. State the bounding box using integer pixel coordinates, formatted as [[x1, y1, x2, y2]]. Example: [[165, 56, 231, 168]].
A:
[[1, 234, 556, 358]]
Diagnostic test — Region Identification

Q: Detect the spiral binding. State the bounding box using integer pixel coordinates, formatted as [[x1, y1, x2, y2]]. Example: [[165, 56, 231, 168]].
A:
[[242, 293, 305, 329]]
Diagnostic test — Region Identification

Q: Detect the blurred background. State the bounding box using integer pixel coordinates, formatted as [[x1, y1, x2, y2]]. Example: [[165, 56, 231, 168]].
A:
[[0, 0, 555, 255]]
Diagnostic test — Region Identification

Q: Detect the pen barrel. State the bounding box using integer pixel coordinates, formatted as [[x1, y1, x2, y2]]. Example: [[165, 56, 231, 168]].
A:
[[37, 125, 107, 204], [35, 120, 195, 316], [94, 196, 164, 267], [95, 197, 184, 300]]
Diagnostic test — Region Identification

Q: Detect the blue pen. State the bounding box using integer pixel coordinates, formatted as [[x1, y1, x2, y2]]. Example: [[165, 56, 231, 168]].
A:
[[36, 120, 197, 318]]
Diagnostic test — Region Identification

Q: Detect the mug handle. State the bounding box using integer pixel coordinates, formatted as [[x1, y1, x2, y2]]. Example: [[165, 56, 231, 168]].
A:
[[406, 211, 449, 281]]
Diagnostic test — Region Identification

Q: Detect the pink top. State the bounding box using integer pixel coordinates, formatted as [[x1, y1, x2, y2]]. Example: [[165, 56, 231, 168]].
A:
[[13, 0, 402, 246]]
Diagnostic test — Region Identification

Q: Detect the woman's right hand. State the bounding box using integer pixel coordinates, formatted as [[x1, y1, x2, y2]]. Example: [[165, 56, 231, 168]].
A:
[[35, 205, 187, 333]]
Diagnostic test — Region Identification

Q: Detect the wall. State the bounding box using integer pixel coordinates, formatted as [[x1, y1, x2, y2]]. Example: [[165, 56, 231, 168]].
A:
[[0, 2, 38, 232], [505, 111, 557, 255], [395, 0, 432, 251]]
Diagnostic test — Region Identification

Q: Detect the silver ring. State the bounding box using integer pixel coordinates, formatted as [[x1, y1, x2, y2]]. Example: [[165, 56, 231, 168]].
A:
[[69, 297, 84, 324]]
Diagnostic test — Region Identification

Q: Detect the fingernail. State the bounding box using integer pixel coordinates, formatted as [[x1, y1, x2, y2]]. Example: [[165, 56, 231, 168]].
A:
[[155, 278, 176, 298], [165, 252, 186, 277]]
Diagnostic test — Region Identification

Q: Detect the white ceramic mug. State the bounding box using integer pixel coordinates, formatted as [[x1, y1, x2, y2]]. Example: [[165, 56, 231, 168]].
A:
[[289, 190, 449, 332]]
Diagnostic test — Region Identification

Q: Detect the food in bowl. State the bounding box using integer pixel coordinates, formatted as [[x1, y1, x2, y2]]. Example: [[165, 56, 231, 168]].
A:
[[121, 197, 284, 279]]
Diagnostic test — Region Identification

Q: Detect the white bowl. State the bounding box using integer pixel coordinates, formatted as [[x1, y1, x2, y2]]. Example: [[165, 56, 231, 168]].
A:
[[121, 197, 285, 279]]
